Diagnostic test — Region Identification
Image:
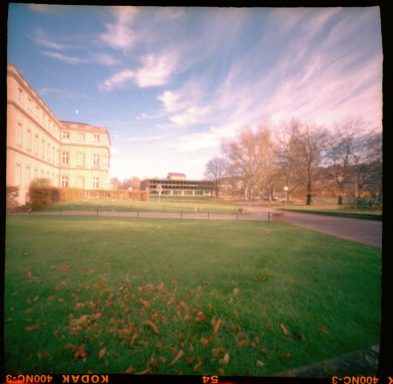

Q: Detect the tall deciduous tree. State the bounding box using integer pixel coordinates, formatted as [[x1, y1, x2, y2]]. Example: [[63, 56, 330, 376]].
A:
[[204, 156, 227, 198]]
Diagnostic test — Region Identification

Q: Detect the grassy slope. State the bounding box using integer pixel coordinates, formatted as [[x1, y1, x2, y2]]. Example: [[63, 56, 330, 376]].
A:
[[38, 198, 239, 214], [5, 216, 381, 375]]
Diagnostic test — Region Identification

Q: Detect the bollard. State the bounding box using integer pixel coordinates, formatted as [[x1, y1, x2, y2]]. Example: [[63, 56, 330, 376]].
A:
[[137, 209, 140, 218], [180, 209, 183, 218], [96, 207, 99, 216], [208, 210, 210, 220]]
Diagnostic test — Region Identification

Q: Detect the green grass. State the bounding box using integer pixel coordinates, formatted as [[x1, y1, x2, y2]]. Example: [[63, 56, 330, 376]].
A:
[[37, 198, 240, 214], [279, 205, 382, 221], [5, 216, 381, 375]]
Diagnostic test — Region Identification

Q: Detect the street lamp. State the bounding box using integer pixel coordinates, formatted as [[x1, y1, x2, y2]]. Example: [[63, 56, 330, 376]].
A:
[[283, 186, 289, 209]]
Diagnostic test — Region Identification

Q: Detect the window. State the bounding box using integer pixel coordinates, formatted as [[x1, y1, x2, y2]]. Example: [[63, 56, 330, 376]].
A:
[[18, 88, 24, 103], [78, 132, 85, 142], [25, 166, 31, 185], [52, 146, 55, 163], [93, 177, 99, 189], [16, 123, 23, 146], [34, 168, 38, 179], [28, 98, 32, 112], [93, 134, 101, 143], [34, 135, 39, 154], [77, 152, 85, 167], [47, 143, 51, 160], [16, 164, 21, 186], [62, 130, 70, 140], [41, 139, 45, 158], [93, 153, 100, 167], [26, 130, 32, 151], [61, 176, 69, 188], [62, 151, 69, 165]]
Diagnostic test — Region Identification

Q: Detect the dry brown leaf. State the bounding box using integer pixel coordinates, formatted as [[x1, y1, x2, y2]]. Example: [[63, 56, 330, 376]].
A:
[[279, 323, 289, 336], [195, 311, 206, 321], [136, 368, 150, 375], [98, 348, 106, 359], [75, 303, 85, 309], [24, 324, 40, 331], [118, 328, 132, 339], [212, 347, 225, 357], [186, 355, 196, 365], [169, 349, 184, 365], [143, 320, 159, 334], [200, 337, 210, 346], [179, 301, 189, 311], [129, 333, 138, 347], [219, 352, 229, 365], [74, 346, 88, 359], [64, 343, 75, 350], [319, 325, 329, 335], [237, 339, 249, 347], [251, 336, 260, 347], [124, 366, 135, 374], [256, 360, 265, 367], [92, 311, 102, 320], [140, 299, 150, 308], [218, 368, 225, 375], [27, 271, 33, 280], [212, 318, 222, 334], [193, 358, 203, 372], [233, 288, 239, 295]]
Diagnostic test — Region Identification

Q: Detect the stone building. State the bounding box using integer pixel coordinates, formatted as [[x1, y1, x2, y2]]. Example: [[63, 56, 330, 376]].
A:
[[6, 64, 111, 205]]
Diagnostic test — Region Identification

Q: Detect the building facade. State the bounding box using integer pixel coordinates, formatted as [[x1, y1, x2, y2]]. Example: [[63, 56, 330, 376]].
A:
[[142, 175, 215, 197], [6, 64, 111, 205]]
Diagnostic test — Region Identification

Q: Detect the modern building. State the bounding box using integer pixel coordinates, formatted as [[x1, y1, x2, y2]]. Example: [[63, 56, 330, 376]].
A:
[[6, 64, 111, 205], [141, 174, 215, 197]]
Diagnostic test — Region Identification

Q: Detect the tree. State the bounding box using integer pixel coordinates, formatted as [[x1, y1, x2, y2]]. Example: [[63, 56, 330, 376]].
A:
[[204, 156, 227, 198], [326, 119, 365, 204], [222, 126, 275, 200], [290, 121, 328, 205], [351, 130, 382, 197]]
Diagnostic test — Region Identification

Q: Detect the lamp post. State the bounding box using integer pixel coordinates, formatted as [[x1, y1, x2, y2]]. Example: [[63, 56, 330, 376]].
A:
[[283, 186, 289, 209]]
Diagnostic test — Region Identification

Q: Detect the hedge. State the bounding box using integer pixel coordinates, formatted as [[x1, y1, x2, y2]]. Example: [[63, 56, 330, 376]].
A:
[[29, 186, 60, 208]]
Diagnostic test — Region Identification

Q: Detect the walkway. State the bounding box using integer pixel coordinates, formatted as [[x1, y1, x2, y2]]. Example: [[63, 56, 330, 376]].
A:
[[17, 204, 382, 248]]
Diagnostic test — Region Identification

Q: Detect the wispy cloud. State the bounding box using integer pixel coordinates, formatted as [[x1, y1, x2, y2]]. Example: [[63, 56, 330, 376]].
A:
[[32, 28, 73, 50], [41, 51, 88, 65], [100, 6, 138, 51], [100, 51, 179, 91], [26, 4, 70, 13]]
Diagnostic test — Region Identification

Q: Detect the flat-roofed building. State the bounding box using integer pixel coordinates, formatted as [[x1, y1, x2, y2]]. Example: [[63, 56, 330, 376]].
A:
[[6, 64, 111, 205], [142, 174, 215, 197]]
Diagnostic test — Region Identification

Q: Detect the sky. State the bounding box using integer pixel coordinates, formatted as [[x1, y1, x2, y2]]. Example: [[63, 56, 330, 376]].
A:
[[7, 4, 382, 181]]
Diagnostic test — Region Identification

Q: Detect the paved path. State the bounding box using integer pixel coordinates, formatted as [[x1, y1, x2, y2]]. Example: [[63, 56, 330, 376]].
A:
[[238, 203, 382, 248], [17, 205, 382, 248]]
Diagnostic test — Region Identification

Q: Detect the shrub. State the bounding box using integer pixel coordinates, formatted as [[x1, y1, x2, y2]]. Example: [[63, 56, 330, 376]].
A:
[[6, 186, 19, 212], [29, 186, 60, 208], [59, 188, 85, 202]]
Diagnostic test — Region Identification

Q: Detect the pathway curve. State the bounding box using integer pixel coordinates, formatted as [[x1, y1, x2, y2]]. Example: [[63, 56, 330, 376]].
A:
[[239, 202, 382, 248]]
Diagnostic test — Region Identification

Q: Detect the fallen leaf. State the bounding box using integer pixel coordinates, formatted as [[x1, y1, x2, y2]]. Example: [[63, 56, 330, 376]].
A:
[[195, 311, 206, 321], [186, 355, 196, 365], [200, 337, 210, 346], [98, 348, 106, 359], [212, 318, 222, 334], [237, 339, 249, 347], [218, 368, 225, 375], [219, 352, 229, 365], [136, 368, 150, 375], [233, 288, 239, 295], [74, 346, 88, 359], [75, 303, 85, 309], [129, 333, 138, 347], [27, 271, 33, 280], [179, 301, 189, 311], [256, 360, 265, 367], [319, 325, 329, 335], [251, 336, 260, 347], [140, 299, 150, 308], [279, 323, 289, 336], [24, 324, 40, 331], [212, 347, 225, 357], [64, 343, 75, 350], [193, 358, 203, 372], [169, 350, 184, 366], [124, 366, 135, 374], [143, 320, 159, 334]]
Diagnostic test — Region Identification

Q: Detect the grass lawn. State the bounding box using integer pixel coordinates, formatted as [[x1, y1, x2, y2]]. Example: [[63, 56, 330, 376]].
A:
[[38, 198, 240, 215], [277, 205, 382, 221], [5, 216, 381, 375]]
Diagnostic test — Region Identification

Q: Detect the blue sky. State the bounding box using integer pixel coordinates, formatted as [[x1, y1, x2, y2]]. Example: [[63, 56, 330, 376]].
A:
[[8, 5, 382, 181]]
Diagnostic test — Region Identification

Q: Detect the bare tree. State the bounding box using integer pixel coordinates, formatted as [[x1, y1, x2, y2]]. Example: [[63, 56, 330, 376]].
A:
[[291, 121, 328, 205], [352, 130, 382, 197], [204, 156, 227, 198], [326, 119, 366, 204], [222, 126, 275, 200]]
